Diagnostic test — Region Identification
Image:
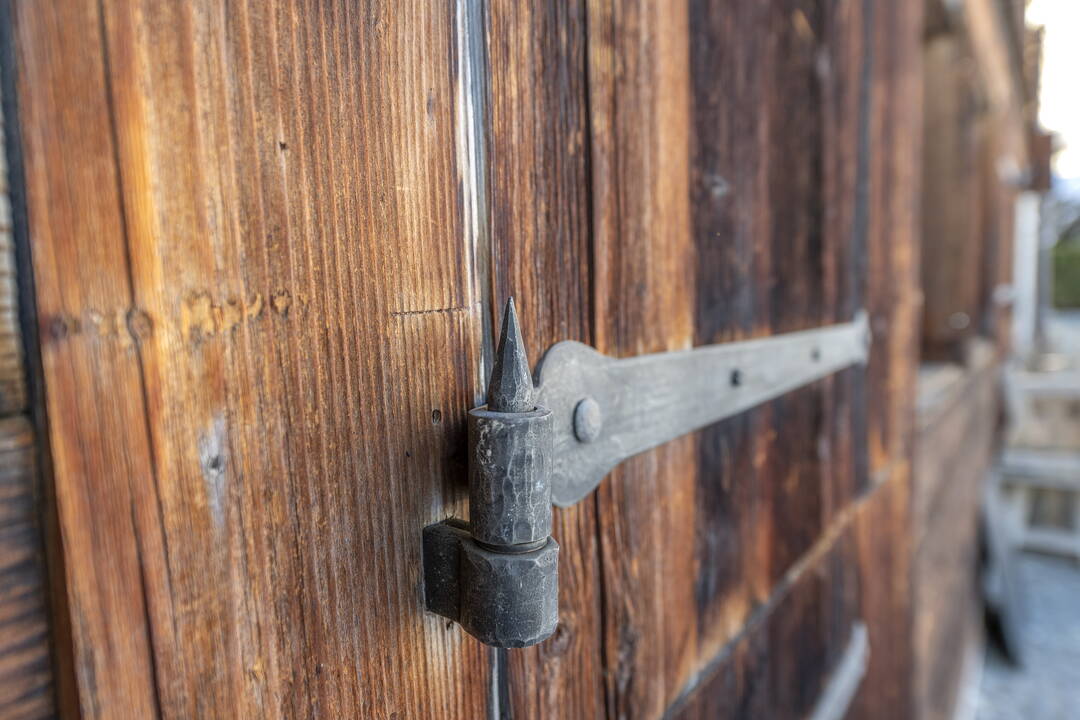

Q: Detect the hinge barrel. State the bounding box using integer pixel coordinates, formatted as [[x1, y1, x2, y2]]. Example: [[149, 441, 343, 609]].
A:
[[468, 406, 553, 547]]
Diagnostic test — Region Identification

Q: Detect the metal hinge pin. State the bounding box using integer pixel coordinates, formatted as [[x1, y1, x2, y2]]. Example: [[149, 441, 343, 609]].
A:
[[422, 299, 559, 648]]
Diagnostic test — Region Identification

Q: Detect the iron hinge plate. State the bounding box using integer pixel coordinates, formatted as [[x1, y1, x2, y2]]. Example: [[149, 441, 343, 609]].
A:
[[534, 312, 871, 506]]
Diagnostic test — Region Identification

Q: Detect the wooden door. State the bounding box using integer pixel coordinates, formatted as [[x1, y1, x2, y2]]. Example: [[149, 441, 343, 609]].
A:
[[6, 0, 922, 718]]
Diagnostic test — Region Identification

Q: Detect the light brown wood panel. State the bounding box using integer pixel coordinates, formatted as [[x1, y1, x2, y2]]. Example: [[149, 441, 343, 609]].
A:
[[588, 1, 700, 716], [16, 0, 493, 716], [14, 0, 164, 713]]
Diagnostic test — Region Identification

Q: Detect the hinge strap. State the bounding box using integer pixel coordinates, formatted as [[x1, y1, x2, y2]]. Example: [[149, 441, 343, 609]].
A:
[[534, 312, 871, 506]]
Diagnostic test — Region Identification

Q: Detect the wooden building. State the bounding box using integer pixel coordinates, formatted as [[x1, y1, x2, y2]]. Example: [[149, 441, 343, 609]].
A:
[[0, 0, 1045, 718]]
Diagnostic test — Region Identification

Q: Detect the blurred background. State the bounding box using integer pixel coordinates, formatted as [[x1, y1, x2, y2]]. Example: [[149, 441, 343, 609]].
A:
[[922, 2, 1080, 719]]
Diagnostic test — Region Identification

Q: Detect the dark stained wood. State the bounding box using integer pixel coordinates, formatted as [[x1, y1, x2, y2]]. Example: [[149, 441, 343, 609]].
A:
[[583, 0, 920, 716], [578, 0, 922, 716], [15, 0, 493, 716], [669, 470, 914, 720], [852, 2, 923, 715], [483, 1, 606, 717], [574, 0, 920, 716], [669, 522, 861, 720], [864, 0, 924, 479], [0, 416, 54, 719], [848, 471, 914, 720]]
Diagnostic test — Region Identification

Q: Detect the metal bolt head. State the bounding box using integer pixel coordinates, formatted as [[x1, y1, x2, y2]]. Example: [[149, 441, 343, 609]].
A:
[[573, 397, 602, 443], [459, 537, 559, 648]]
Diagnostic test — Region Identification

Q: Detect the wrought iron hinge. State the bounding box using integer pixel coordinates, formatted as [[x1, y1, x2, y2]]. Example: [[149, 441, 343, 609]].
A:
[[422, 299, 871, 648]]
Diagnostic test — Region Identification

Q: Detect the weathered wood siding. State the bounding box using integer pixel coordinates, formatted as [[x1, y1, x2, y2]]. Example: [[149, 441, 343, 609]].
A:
[[501, 0, 923, 717], [13, 0, 493, 716], [10, 0, 924, 718], [910, 0, 1033, 717]]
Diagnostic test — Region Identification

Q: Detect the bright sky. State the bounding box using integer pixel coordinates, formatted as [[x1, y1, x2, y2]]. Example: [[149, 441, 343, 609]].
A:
[[1028, 0, 1080, 179]]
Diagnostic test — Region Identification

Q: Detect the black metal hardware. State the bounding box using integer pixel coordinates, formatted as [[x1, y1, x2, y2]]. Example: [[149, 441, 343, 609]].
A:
[[422, 299, 871, 648], [422, 300, 559, 647]]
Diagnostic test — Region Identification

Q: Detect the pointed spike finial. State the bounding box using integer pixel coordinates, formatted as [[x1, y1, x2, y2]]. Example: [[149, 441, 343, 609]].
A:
[[487, 297, 534, 413]]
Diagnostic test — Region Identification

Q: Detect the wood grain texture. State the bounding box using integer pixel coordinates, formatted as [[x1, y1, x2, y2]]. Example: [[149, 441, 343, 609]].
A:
[[478, 3, 918, 717], [15, 0, 163, 713], [848, 469, 914, 720], [575, 1, 915, 716], [16, 0, 493, 716], [687, 0, 855, 656], [483, 2, 607, 718], [0, 417, 53, 719], [670, 467, 913, 720], [14, 0, 928, 717], [843, 1, 923, 714]]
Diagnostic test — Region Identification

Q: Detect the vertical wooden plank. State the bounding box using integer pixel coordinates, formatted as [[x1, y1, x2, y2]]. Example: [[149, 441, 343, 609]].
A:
[[865, 0, 923, 478], [587, 0, 698, 716], [484, 2, 606, 717], [849, 471, 914, 720], [852, 0, 922, 715], [14, 0, 165, 714], [685, 2, 773, 675], [16, 0, 494, 716], [686, 0, 870, 671]]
